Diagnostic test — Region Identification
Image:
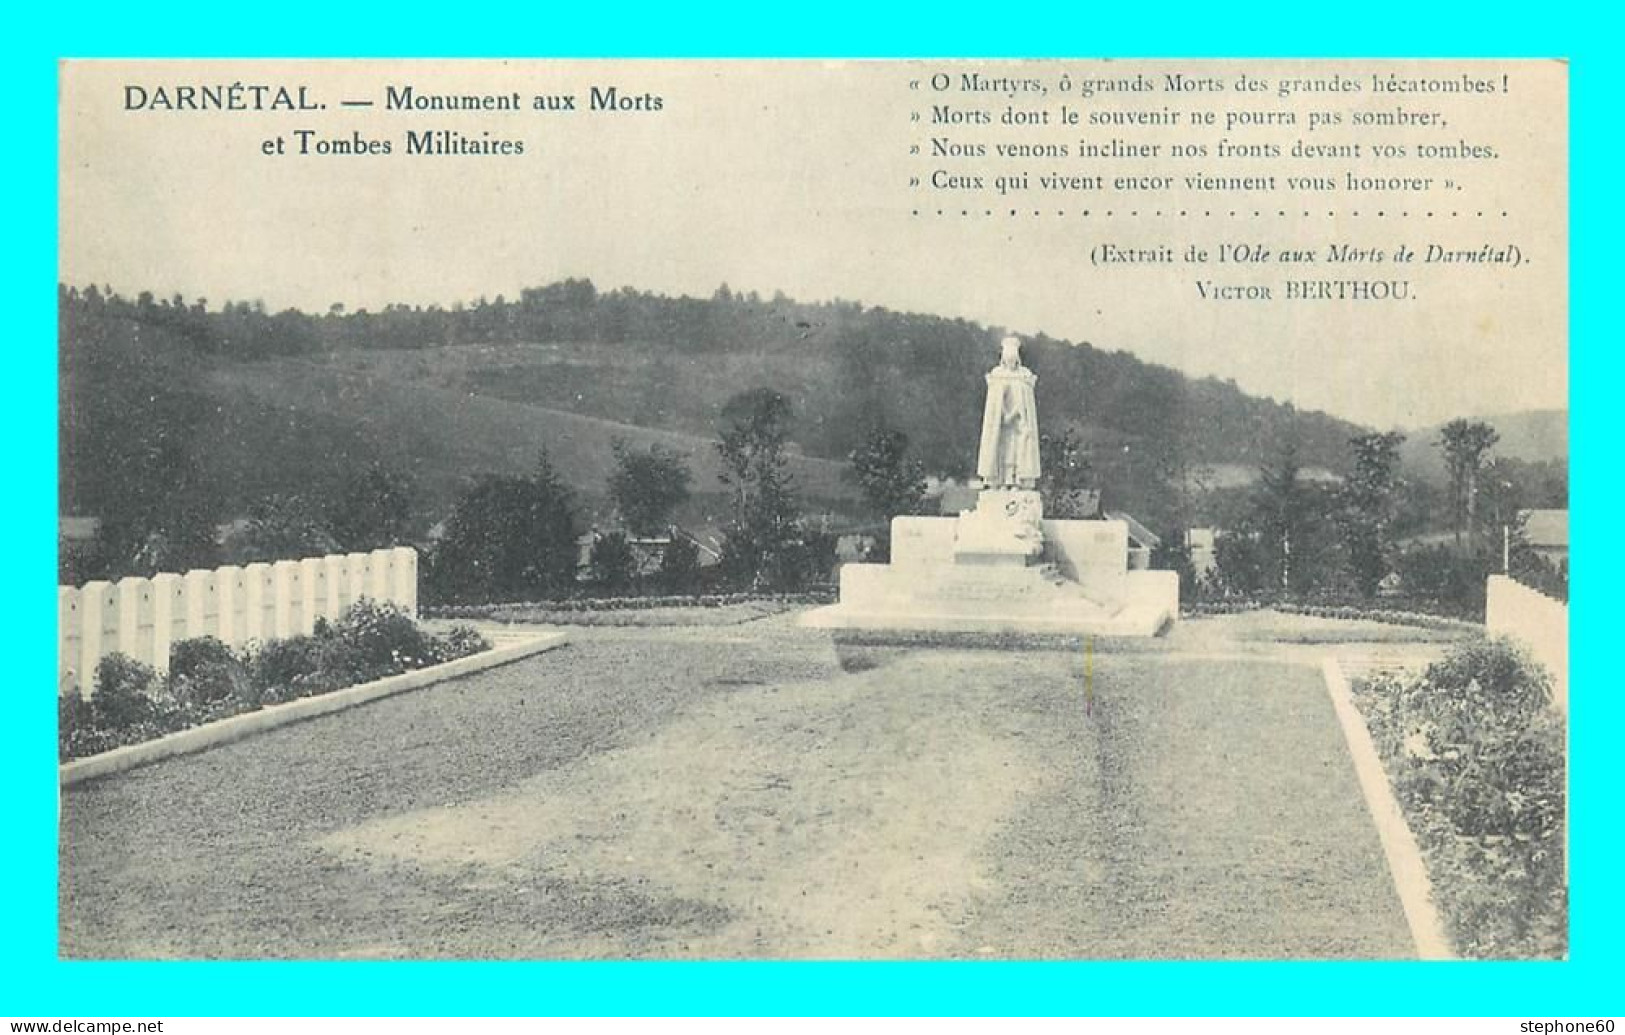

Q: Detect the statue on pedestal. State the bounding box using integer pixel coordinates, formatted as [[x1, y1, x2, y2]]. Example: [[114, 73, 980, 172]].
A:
[[956, 335, 1045, 563], [976, 335, 1042, 489]]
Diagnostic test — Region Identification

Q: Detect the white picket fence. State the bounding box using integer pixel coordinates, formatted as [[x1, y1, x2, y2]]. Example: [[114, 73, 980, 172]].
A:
[[1485, 574, 1568, 713], [58, 547, 418, 697]]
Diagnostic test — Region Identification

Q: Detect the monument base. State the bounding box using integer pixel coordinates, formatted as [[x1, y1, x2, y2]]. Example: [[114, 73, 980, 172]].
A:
[[952, 488, 1044, 565], [800, 501, 1179, 639]]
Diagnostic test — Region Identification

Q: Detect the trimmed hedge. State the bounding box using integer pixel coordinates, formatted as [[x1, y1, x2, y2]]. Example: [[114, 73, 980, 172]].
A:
[[58, 600, 490, 763]]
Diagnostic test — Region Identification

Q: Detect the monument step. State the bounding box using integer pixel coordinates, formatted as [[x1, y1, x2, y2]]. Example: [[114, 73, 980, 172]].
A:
[[799, 601, 1172, 638]]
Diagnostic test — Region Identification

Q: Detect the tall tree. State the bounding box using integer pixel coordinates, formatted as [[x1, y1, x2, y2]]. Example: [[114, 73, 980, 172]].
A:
[[1439, 419, 1501, 545], [1339, 431, 1406, 597], [608, 440, 693, 537], [1255, 440, 1310, 592], [715, 388, 809, 588], [848, 424, 927, 561], [426, 451, 579, 604], [60, 298, 222, 577], [1037, 427, 1098, 519], [327, 463, 415, 551], [228, 493, 340, 564]]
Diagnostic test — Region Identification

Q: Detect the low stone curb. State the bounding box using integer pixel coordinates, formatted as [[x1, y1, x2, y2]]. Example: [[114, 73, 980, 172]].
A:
[[60, 632, 569, 787], [1321, 656, 1454, 960]]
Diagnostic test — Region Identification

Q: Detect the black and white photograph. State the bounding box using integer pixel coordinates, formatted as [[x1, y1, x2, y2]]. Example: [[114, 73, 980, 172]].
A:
[[56, 58, 1568, 961]]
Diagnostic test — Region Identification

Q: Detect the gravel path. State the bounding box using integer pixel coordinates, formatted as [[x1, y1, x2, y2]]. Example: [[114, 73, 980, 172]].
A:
[[60, 615, 1415, 959]]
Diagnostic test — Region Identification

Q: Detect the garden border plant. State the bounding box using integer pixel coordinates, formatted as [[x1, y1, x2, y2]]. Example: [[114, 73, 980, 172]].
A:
[[1183, 597, 1482, 632], [58, 599, 491, 763], [1349, 636, 1567, 959], [424, 588, 836, 622]]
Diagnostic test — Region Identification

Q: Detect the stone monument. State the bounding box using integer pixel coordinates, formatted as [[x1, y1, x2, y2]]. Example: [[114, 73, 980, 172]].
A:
[[801, 334, 1177, 636]]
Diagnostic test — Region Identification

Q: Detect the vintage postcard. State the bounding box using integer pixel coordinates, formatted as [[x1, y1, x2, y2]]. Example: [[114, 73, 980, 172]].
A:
[[57, 58, 1567, 961]]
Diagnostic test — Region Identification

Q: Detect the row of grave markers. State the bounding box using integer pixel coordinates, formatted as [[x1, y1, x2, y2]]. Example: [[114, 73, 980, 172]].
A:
[[58, 547, 419, 697]]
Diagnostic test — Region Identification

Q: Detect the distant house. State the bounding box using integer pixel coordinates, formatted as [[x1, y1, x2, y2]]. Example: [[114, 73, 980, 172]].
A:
[[577, 527, 719, 577], [1520, 509, 1568, 564]]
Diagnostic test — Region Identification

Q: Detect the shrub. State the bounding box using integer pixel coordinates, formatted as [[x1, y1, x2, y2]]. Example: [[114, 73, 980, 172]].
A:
[[60, 605, 489, 763], [1421, 636, 1553, 721], [758, 526, 836, 590], [1355, 636, 1566, 958], [168, 636, 251, 705], [424, 454, 580, 604], [327, 599, 435, 675], [249, 634, 330, 702], [427, 625, 491, 664], [58, 691, 100, 761], [1151, 538, 1198, 602], [589, 532, 637, 590], [658, 534, 702, 589], [91, 652, 159, 728], [1394, 544, 1494, 618]]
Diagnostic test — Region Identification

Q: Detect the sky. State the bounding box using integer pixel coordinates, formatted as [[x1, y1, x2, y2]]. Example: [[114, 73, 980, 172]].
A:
[[59, 59, 1568, 430]]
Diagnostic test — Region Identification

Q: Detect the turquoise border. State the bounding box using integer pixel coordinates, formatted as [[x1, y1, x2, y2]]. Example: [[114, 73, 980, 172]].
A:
[[7, 2, 1614, 1017]]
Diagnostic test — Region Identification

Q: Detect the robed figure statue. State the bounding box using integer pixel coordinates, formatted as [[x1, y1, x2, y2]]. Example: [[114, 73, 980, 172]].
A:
[[976, 336, 1042, 489]]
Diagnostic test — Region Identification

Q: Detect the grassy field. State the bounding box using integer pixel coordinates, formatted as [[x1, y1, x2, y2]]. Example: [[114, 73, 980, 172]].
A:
[[317, 340, 838, 444], [61, 616, 1414, 960]]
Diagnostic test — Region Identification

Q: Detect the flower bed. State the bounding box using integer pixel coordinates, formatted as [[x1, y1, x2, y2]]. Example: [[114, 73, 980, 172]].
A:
[[1350, 637, 1566, 959], [425, 589, 836, 623], [59, 600, 490, 762], [1185, 597, 1481, 632]]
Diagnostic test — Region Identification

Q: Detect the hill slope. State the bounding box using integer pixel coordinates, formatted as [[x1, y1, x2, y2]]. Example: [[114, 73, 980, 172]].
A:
[[1399, 409, 1568, 478], [204, 357, 856, 520], [61, 281, 1375, 540]]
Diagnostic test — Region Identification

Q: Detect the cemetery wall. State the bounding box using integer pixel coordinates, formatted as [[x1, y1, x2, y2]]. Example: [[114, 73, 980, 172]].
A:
[[1485, 573, 1567, 713]]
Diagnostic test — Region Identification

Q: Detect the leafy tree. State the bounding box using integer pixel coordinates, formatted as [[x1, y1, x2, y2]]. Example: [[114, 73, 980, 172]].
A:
[[328, 463, 415, 551], [1510, 541, 1569, 602], [1234, 440, 1346, 595], [847, 425, 926, 561], [1255, 441, 1311, 592], [1439, 419, 1501, 544], [659, 531, 703, 589], [1339, 431, 1406, 597], [1211, 530, 1270, 596], [1394, 543, 1495, 617], [715, 388, 809, 588], [120, 494, 223, 578], [1038, 427, 1098, 518], [227, 494, 340, 563], [61, 303, 222, 577], [426, 452, 580, 603], [608, 440, 693, 537], [1477, 456, 1529, 541], [588, 531, 637, 590], [1150, 535, 1198, 602]]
